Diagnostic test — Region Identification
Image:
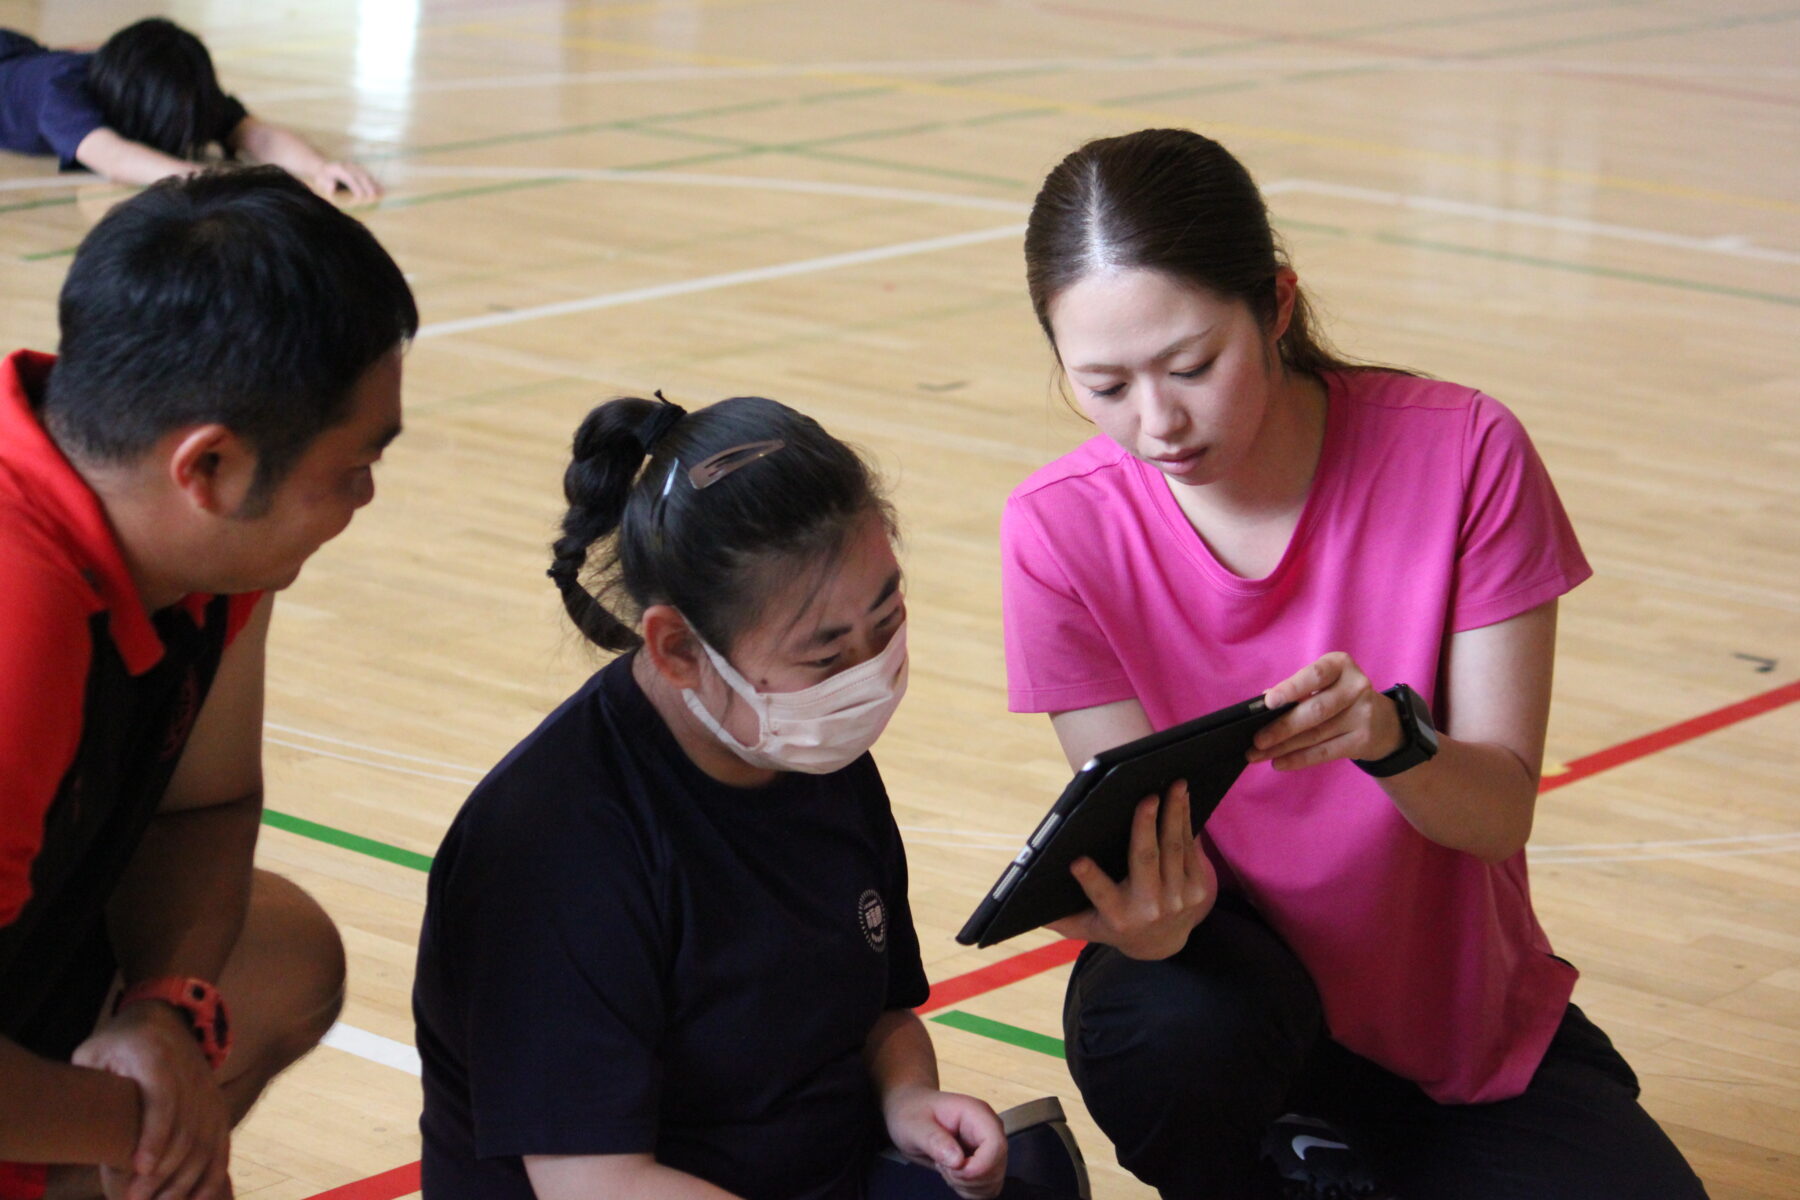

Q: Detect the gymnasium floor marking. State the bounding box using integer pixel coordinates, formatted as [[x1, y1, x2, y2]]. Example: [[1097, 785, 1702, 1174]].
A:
[[1267, 180, 1800, 266], [409, 18, 1800, 215], [393, 165, 1800, 267], [1372, 235, 1800, 307], [397, 164, 1034, 213], [413, 223, 1029, 339], [262, 679, 1800, 872], [352, 165, 1795, 342], [251, 56, 1800, 106], [320, 1024, 423, 1076]]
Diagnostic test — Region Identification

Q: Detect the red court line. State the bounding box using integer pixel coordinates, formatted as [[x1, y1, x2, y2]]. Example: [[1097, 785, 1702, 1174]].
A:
[[304, 1161, 420, 1200], [299, 677, 1797, 1200], [1539, 678, 1800, 793], [917, 937, 1086, 1014]]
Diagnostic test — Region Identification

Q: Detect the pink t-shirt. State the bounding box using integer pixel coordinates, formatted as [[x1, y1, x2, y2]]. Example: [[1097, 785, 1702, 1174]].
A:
[[1001, 370, 1592, 1104]]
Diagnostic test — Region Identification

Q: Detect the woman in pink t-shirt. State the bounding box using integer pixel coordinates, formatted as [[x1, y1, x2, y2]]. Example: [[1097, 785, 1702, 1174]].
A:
[[1002, 128, 1706, 1199]]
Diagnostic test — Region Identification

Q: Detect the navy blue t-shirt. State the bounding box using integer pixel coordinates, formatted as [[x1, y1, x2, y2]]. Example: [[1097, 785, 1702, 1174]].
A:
[[413, 653, 930, 1199], [0, 30, 245, 168]]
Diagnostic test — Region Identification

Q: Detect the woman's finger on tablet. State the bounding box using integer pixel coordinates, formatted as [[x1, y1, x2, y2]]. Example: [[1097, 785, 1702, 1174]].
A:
[[1159, 780, 1192, 892]]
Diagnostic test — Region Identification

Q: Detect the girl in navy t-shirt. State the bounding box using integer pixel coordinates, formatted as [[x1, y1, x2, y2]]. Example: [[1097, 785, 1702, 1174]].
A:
[[414, 394, 1085, 1200], [0, 18, 378, 197]]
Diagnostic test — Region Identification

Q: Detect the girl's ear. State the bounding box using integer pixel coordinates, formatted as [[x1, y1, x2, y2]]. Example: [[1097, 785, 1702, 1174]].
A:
[[641, 605, 705, 690]]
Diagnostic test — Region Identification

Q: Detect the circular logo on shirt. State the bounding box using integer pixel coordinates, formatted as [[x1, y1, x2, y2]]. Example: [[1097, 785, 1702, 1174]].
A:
[[858, 889, 888, 952]]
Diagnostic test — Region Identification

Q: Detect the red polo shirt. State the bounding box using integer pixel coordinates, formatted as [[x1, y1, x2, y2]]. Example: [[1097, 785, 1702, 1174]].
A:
[[0, 350, 259, 1198]]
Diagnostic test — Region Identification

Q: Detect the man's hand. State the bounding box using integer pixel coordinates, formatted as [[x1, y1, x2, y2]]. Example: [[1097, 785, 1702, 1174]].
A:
[[72, 1002, 231, 1200], [882, 1085, 1007, 1200]]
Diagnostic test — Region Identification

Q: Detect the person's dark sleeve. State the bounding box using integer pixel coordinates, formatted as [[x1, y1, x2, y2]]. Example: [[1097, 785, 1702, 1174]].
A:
[[38, 60, 106, 169], [445, 775, 671, 1160]]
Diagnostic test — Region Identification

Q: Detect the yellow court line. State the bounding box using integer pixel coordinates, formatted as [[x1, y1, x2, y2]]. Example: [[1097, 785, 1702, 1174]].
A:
[[462, 25, 1800, 217]]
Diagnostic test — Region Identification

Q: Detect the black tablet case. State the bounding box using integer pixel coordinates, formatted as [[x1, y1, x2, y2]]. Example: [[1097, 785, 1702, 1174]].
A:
[[955, 696, 1293, 948]]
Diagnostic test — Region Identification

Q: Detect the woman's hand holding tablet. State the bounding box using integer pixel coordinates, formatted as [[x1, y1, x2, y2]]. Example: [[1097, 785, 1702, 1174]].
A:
[[1046, 780, 1218, 961]]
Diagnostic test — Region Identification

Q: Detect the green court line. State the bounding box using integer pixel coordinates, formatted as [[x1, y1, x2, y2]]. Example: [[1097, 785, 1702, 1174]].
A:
[[932, 0, 1649, 91], [931, 1010, 1066, 1059], [20, 245, 77, 262], [621, 292, 1020, 376], [1462, 5, 1800, 58], [379, 175, 572, 211], [0, 194, 77, 216], [381, 95, 799, 160], [1085, 0, 1739, 112], [797, 84, 897, 105], [1100, 78, 1265, 106], [1376, 234, 1800, 307], [261, 808, 434, 872]]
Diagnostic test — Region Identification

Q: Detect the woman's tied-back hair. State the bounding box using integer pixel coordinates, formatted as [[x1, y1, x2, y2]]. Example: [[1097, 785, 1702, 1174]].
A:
[[550, 395, 894, 655], [1024, 128, 1369, 379], [88, 18, 236, 161]]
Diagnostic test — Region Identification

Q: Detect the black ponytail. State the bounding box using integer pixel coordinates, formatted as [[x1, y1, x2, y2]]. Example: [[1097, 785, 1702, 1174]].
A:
[[551, 394, 891, 656], [550, 396, 671, 651], [89, 19, 235, 161]]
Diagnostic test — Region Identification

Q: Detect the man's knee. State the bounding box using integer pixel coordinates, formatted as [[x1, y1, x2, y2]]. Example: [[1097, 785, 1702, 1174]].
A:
[[225, 870, 346, 1072]]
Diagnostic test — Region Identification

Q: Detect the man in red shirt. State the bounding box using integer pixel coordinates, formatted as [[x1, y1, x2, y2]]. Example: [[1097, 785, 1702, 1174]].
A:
[[0, 167, 416, 1200]]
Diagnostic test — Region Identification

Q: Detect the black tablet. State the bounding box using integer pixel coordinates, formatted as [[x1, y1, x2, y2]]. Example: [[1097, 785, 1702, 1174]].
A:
[[955, 695, 1293, 949]]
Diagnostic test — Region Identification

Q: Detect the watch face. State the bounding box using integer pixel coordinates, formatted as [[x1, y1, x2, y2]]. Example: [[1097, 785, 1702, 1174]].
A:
[[1401, 686, 1440, 753]]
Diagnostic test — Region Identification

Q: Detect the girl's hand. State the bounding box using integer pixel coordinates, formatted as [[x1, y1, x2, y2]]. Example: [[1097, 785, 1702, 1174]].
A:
[[1048, 780, 1216, 961], [882, 1085, 1007, 1199], [310, 161, 382, 202], [1249, 652, 1403, 770]]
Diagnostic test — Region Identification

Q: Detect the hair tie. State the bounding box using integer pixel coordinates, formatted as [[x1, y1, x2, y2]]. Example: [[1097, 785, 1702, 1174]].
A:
[[635, 390, 686, 457]]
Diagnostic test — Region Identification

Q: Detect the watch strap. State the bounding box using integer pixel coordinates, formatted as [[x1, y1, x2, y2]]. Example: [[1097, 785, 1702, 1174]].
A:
[[1354, 684, 1438, 779], [116, 977, 233, 1071]]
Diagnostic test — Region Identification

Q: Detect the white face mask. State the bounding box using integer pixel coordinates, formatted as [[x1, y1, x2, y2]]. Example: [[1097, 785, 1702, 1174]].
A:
[[681, 622, 909, 775]]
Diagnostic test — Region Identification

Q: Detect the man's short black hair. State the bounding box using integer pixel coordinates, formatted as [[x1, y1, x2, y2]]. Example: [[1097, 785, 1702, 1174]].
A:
[[45, 166, 418, 498]]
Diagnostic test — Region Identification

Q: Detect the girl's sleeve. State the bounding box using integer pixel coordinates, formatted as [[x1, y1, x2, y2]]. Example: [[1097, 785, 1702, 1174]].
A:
[[40, 63, 107, 168], [1000, 494, 1134, 714], [1449, 395, 1593, 632]]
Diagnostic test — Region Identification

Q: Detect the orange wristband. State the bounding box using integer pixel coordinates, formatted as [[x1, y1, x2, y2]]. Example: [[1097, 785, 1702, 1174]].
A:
[[116, 977, 232, 1071]]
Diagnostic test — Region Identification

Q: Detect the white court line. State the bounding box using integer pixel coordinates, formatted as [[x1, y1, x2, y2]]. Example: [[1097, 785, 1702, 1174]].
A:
[[416, 223, 1027, 339], [1265, 179, 1800, 265], [321, 1022, 422, 1076], [0, 174, 108, 193], [394, 168, 1793, 272], [1536, 831, 1800, 851], [397, 165, 1030, 214], [1534, 840, 1800, 865], [266, 721, 488, 775], [265, 735, 485, 785]]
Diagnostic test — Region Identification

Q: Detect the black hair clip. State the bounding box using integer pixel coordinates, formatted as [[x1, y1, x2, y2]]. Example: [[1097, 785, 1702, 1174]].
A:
[[635, 390, 686, 456]]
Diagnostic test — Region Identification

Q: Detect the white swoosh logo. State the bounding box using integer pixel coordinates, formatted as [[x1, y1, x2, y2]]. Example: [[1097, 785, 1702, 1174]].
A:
[[1293, 1135, 1350, 1160]]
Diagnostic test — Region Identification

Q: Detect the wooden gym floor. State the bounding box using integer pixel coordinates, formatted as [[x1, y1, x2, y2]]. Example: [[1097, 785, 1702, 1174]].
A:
[[0, 1, 1795, 1196]]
